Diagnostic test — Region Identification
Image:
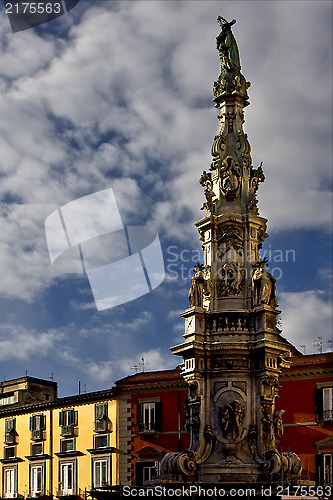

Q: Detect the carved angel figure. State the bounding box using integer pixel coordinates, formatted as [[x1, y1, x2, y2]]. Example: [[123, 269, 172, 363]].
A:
[[219, 399, 245, 438]]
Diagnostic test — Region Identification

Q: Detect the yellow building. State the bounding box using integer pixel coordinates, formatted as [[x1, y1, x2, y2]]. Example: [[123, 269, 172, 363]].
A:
[[0, 376, 125, 498]]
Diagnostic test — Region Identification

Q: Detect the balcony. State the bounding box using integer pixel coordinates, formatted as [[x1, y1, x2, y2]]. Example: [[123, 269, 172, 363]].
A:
[[323, 409, 333, 421], [31, 429, 44, 440], [94, 420, 108, 433], [60, 425, 75, 437]]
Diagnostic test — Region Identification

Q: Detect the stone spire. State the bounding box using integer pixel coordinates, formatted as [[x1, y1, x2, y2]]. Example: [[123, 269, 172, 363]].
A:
[[161, 18, 303, 487]]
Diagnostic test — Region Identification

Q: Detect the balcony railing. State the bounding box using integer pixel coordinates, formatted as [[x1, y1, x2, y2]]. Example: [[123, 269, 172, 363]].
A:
[[323, 409, 333, 421]]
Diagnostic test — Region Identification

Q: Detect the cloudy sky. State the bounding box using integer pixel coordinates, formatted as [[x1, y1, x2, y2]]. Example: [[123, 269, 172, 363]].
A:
[[0, 1, 331, 397]]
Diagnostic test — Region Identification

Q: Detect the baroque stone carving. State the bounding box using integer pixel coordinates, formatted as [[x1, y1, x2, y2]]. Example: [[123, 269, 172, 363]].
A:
[[160, 426, 213, 478], [199, 170, 216, 212], [261, 402, 274, 444], [219, 399, 246, 439], [211, 133, 226, 170], [188, 264, 210, 307], [273, 409, 285, 437], [213, 17, 250, 102], [220, 156, 241, 200], [217, 225, 243, 260], [252, 259, 278, 307], [185, 397, 201, 434], [248, 163, 265, 212], [188, 264, 205, 307], [217, 261, 244, 297], [262, 450, 302, 478], [261, 376, 281, 401]]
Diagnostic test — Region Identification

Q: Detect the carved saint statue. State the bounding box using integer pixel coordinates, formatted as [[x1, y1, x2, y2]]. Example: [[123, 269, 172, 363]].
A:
[[216, 17, 241, 73], [188, 264, 205, 308], [252, 260, 278, 307]]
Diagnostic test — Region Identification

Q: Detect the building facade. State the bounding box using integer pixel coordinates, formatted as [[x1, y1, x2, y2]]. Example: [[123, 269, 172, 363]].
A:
[[0, 355, 332, 496], [115, 368, 189, 486], [277, 352, 333, 486], [0, 377, 119, 498]]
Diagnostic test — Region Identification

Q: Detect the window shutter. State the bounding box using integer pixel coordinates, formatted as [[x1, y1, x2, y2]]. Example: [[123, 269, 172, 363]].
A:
[[5, 418, 14, 433], [154, 402, 162, 432], [137, 403, 143, 431], [59, 411, 64, 427], [42, 414, 46, 430], [30, 416, 34, 431], [74, 410, 78, 426], [315, 388, 323, 420], [95, 403, 107, 421]]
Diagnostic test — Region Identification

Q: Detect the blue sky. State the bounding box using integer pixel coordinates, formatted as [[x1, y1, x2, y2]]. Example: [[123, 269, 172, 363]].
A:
[[0, 1, 332, 397]]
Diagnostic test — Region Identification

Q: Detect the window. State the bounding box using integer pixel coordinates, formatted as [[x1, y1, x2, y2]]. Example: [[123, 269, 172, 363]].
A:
[[60, 439, 75, 453], [184, 358, 195, 372], [93, 459, 109, 487], [30, 465, 43, 497], [136, 461, 159, 486], [317, 452, 333, 486], [3, 468, 16, 498], [31, 443, 43, 456], [30, 415, 45, 440], [94, 434, 108, 449], [323, 388, 333, 421], [4, 419, 16, 445], [4, 446, 16, 460], [60, 462, 74, 495], [143, 463, 158, 484], [0, 394, 15, 406], [137, 402, 161, 433], [94, 403, 108, 432], [323, 453, 332, 485], [59, 409, 77, 437]]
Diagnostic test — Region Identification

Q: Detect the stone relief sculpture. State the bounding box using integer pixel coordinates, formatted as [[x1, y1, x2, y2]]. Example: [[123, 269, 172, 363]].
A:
[[217, 225, 243, 260], [220, 156, 241, 200], [217, 261, 244, 297], [252, 259, 278, 307], [219, 399, 245, 439]]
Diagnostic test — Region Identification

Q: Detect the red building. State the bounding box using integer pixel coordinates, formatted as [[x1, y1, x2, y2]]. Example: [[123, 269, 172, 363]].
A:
[[115, 368, 189, 485], [277, 352, 333, 485]]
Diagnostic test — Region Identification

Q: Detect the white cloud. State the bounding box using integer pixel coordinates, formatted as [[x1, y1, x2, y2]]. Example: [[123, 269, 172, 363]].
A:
[[116, 348, 176, 377], [0, 1, 331, 304], [279, 290, 332, 353], [0, 324, 63, 361]]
